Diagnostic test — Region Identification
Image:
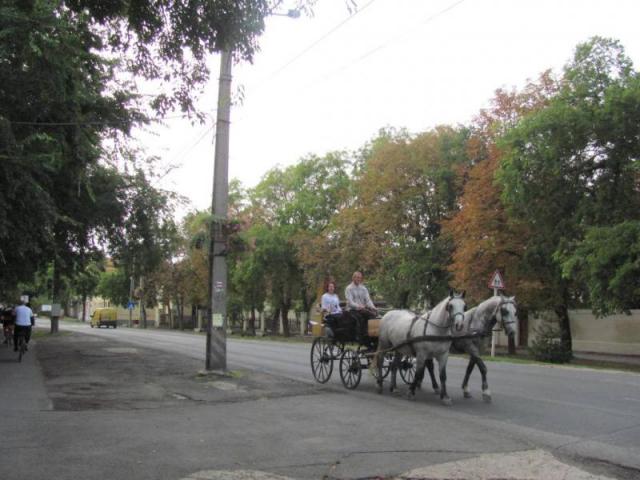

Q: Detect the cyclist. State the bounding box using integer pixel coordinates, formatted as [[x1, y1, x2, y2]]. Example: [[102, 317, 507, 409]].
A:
[[1, 306, 15, 346], [13, 300, 34, 352]]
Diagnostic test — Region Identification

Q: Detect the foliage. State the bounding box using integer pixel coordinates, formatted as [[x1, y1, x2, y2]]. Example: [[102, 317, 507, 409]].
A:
[[96, 268, 130, 307], [529, 321, 573, 363], [444, 72, 558, 304], [333, 127, 469, 308], [60, 0, 317, 115], [558, 222, 640, 316], [496, 37, 640, 349]]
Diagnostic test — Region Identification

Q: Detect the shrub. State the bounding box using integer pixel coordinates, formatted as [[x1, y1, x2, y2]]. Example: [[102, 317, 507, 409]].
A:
[[529, 322, 573, 363]]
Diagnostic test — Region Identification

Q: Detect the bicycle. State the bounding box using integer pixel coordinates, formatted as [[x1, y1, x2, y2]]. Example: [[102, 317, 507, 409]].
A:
[[16, 330, 27, 362], [3, 324, 14, 348]]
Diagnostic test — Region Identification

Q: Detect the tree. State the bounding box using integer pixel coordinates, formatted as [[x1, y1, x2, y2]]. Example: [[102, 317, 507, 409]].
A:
[[109, 168, 180, 327], [61, 0, 318, 115], [497, 37, 640, 351], [443, 72, 559, 304], [559, 222, 640, 316], [0, 1, 140, 301], [245, 153, 351, 335], [333, 127, 469, 308]]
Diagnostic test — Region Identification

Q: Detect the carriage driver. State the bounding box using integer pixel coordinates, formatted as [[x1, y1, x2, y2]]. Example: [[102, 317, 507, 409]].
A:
[[345, 271, 377, 343]]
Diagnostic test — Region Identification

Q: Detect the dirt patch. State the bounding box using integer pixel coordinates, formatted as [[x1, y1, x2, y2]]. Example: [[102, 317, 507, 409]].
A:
[[36, 332, 319, 411]]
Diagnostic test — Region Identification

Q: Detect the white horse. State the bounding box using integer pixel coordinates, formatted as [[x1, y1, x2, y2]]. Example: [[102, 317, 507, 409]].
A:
[[375, 291, 466, 406], [423, 295, 518, 402]]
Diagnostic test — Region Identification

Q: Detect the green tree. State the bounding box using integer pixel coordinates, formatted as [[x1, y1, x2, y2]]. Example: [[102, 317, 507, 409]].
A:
[[559, 222, 640, 316], [333, 127, 469, 308], [498, 37, 640, 351]]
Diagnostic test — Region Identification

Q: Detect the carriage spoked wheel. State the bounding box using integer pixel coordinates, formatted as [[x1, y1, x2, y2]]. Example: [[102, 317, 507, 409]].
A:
[[310, 337, 334, 383], [370, 352, 393, 380], [339, 349, 362, 389], [399, 355, 416, 384]]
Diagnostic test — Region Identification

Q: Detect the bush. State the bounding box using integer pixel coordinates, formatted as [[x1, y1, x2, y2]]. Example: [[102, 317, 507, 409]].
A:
[[529, 322, 573, 363]]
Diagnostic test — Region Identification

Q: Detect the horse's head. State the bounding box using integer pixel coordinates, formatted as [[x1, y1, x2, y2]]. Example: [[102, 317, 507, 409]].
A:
[[447, 289, 466, 332], [498, 296, 518, 338]]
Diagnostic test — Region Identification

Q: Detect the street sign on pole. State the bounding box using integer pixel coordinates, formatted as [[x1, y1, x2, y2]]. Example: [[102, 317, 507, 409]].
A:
[[489, 270, 505, 358], [488, 270, 505, 291]]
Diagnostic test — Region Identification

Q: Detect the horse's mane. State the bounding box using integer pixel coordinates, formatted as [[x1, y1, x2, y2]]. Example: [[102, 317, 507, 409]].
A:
[[419, 295, 452, 324], [470, 296, 501, 332]]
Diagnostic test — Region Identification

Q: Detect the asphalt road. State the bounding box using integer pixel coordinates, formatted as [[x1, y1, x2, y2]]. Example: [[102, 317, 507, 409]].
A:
[[32, 323, 640, 478], [58, 322, 640, 454]]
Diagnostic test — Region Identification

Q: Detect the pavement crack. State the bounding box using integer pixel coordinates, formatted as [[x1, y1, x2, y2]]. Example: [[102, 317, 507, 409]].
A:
[[324, 448, 485, 480]]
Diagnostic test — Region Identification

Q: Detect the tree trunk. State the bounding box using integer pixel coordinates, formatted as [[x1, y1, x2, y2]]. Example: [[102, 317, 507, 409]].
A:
[[178, 297, 184, 330], [554, 303, 573, 354], [167, 302, 174, 329], [81, 293, 87, 323], [248, 307, 256, 335], [51, 257, 62, 333], [271, 308, 280, 335], [281, 302, 290, 337]]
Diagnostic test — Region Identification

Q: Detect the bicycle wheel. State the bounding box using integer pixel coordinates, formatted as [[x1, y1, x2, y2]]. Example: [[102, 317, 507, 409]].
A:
[[339, 349, 362, 389], [310, 337, 334, 383], [17, 336, 25, 363], [399, 356, 416, 384]]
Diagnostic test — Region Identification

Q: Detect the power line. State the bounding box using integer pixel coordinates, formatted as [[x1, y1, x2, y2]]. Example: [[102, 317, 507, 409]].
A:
[[299, 0, 469, 91], [5, 112, 198, 127], [250, 0, 380, 91]]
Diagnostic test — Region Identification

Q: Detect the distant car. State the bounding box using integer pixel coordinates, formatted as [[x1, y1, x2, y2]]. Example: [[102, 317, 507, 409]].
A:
[[90, 308, 118, 328]]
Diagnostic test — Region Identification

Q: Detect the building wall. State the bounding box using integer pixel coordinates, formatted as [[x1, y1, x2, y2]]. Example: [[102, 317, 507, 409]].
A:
[[494, 309, 640, 355]]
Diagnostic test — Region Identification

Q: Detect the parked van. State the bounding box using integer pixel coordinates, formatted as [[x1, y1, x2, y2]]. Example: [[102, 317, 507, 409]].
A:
[[90, 308, 118, 328]]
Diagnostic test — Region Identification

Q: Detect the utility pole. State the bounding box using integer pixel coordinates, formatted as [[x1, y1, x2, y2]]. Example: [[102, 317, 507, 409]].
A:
[[206, 48, 232, 371], [129, 275, 134, 327]]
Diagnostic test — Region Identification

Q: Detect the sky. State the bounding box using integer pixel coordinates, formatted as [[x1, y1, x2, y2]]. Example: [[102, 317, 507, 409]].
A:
[[135, 0, 640, 215]]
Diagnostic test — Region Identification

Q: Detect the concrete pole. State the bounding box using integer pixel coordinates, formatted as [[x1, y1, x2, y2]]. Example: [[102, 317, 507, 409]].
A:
[[491, 288, 498, 357], [129, 276, 134, 328], [206, 48, 232, 371]]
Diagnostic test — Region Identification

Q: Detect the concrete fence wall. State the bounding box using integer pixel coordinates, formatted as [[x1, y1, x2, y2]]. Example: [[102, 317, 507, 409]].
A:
[[494, 309, 640, 355]]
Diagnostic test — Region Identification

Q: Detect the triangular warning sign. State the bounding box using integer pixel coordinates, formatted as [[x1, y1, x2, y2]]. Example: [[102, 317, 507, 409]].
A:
[[488, 270, 505, 290]]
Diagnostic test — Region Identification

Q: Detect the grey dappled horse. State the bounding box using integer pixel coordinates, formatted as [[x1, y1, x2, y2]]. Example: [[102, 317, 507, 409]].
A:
[[375, 291, 466, 406], [423, 295, 518, 402]]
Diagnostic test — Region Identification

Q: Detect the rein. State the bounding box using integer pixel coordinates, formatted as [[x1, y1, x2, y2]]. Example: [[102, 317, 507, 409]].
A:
[[369, 330, 486, 358]]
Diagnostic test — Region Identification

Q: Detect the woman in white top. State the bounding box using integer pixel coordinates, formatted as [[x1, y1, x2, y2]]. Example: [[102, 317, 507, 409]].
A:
[[320, 281, 344, 339], [321, 281, 342, 315]]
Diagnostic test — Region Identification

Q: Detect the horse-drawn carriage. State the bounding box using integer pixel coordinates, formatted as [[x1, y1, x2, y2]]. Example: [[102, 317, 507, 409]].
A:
[[309, 292, 518, 405], [309, 305, 416, 390]]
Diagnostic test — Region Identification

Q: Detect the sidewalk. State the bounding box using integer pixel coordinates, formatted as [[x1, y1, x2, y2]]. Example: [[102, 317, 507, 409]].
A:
[[2, 328, 637, 480]]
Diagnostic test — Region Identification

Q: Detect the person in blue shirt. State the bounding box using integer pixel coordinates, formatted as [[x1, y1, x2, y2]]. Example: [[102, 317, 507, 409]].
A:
[[13, 300, 34, 352]]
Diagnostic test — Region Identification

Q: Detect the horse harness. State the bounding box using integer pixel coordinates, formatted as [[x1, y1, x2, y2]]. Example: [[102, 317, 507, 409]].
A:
[[492, 299, 517, 328]]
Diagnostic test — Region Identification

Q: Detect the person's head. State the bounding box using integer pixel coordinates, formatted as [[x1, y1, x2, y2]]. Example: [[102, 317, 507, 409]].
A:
[[352, 271, 363, 285], [326, 281, 336, 294]]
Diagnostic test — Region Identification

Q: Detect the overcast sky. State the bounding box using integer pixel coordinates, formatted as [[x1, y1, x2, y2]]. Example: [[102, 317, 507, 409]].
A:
[[135, 0, 640, 215]]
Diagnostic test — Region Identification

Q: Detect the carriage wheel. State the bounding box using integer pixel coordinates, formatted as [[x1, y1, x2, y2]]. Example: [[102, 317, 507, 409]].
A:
[[310, 337, 334, 383], [339, 349, 362, 389], [399, 356, 416, 384], [370, 352, 393, 380]]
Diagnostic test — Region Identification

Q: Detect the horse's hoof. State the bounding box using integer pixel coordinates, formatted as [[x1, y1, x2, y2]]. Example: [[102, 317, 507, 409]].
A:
[[463, 391, 472, 399], [433, 388, 440, 395], [377, 386, 383, 395], [441, 397, 453, 407], [407, 391, 416, 400], [482, 390, 492, 403]]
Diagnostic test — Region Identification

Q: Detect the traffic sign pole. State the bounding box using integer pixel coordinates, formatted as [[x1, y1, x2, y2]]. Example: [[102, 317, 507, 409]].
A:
[[489, 270, 505, 357]]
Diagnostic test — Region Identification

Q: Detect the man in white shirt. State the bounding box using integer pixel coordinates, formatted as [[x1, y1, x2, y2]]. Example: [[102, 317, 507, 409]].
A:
[[345, 271, 377, 343], [13, 300, 34, 352]]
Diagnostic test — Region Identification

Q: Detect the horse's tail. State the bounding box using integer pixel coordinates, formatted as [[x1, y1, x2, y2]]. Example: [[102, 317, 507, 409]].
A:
[[371, 342, 381, 370]]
